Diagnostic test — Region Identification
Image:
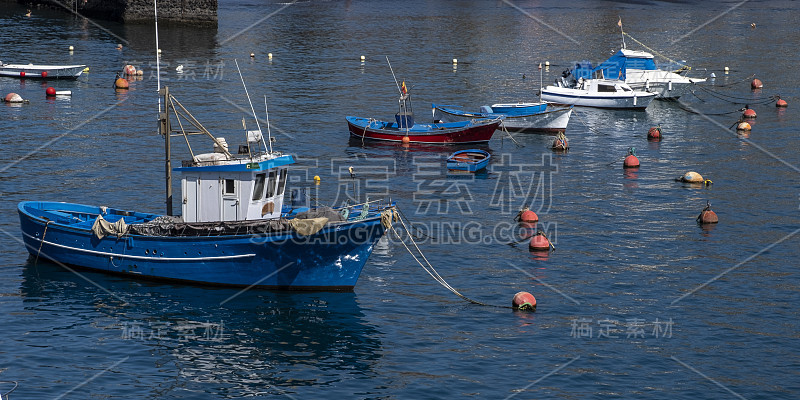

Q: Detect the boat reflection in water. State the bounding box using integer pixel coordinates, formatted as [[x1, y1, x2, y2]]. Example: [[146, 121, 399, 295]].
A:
[[19, 260, 383, 397]]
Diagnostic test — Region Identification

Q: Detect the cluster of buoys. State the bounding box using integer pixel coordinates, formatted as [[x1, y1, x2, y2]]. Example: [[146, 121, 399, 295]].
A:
[[513, 206, 553, 253]]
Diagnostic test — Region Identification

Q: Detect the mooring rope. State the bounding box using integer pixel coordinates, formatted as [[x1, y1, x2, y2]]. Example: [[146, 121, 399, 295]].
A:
[[692, 84, 776, 105], [390, 209, 507, 308], [35, 220, 51, 265]]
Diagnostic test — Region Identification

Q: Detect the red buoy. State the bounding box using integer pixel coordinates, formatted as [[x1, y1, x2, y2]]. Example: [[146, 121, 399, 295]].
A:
[[19, 71, 25, 78], [41, 71, 48, 78], [520, 210, 538, 223], [529, 232, 550, 251], [751, 78, 763, 89], [46, 87, 56, 96], [114, 78, 129, 89], [647, 125, 662, 140], [123, 65, 136, 75], [512, 291, 537, 311], [776, 98, 788, 108], [697, 201, 718, 224], [623, 155, 639, 168], [742, 108, 757, 119]]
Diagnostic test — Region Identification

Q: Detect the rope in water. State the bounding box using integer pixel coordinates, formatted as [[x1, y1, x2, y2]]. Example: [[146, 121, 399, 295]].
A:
[[691, 84, 777, 105], [390, 210, 507, 308]]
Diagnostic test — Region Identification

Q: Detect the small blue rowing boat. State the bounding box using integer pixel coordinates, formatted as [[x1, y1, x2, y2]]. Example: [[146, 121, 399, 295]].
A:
[[446, 149, 491, 172]]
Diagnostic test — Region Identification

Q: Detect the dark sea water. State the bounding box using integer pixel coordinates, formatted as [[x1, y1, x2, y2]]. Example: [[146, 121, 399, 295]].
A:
[[1, 0, 799, 398]]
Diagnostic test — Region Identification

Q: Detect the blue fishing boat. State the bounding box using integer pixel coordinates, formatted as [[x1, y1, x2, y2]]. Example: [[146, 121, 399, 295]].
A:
[[446, 149, 491, 172], [18, 86, 396, 291]]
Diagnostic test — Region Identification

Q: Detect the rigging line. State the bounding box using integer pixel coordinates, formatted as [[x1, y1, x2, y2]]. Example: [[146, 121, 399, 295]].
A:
[[622, 32, 687, 68]]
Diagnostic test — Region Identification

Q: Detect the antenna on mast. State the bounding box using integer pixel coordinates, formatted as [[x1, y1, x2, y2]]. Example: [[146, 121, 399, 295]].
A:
[[386, 56, 402, 95], [264, 96, 273, 154], [234, 59, 270, 154]]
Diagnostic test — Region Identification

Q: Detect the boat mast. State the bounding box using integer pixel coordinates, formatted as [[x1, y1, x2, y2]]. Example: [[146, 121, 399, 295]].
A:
[[618, 16, 626, 49], [160, 87, 172, 216], [155, 0, 172, 215]]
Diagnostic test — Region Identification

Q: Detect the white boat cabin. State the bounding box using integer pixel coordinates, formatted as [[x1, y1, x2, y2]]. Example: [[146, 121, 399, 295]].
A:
[[174, 134, 294, 223]]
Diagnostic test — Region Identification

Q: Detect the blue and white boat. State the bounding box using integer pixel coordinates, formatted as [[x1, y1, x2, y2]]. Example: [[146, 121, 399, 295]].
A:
[[592, 48, 706, 99], [446, 149, 491, 172], [18, 87, 396, 291], [432, 102, 572, 134], [542, 74, 656, 109]]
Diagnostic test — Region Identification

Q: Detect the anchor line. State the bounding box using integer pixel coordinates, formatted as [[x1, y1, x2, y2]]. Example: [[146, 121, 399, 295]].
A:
[[390, 209, 507, 309], [35, 220, 52, 265], [692, 84, 777, 104]]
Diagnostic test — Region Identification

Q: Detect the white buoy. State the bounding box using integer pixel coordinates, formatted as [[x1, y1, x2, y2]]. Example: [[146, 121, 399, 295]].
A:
[[68, 45, 74, 51], [250, 52, 255, 58], [268, 53, 273, 59], [452, 58, 458, 64], [157, 48, 162, 54], [545, 61, 550, 67], [710, 72, 716, 78], [55, 90, 72, 96], [724, 66, 729, 73], [360, 55, 365, 62]]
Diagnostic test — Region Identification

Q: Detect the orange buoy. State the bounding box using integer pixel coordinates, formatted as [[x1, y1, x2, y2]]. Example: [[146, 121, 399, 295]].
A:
[[697, 201, 718, 224], [751, 78, 763, 89], [679, 171, 704, 183], [742, 107, 757, 119], [4, 93, 24, 103], [520, 210, 538, 223], [736, 121, 751, 131], [623, 147, 639, 168], [123, 65, 136, 75], [776, 97, 788, 108], [529, 232, 550, 251], [41, 71, 47, 78], [647, 125, 662, 141], [46, 87, 56, 96], [401, 136, 410, 144], [512, 291, 537, 311], [115, 78, 129, 89]]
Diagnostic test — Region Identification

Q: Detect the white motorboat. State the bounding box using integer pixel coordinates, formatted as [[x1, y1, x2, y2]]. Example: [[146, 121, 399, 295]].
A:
[[594, 49, 706, 99], [0, 62, 86, 79], [541, 78, 655, 110]]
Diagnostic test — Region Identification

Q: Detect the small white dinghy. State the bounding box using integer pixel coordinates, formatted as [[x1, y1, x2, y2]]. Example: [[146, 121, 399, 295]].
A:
[[0, 62, 86, 79]]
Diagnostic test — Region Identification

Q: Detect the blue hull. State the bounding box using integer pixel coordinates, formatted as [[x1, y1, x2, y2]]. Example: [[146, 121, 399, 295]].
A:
[[18, 201, 389, 291]]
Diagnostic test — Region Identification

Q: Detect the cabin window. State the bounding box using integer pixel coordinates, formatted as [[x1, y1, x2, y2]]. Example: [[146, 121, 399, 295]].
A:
[[265, 170, 277, 198], [224, 179, 236, 195], [252, 173, 266, 201], [598, 84, 616, 93], [277, 169, 287, 195]]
